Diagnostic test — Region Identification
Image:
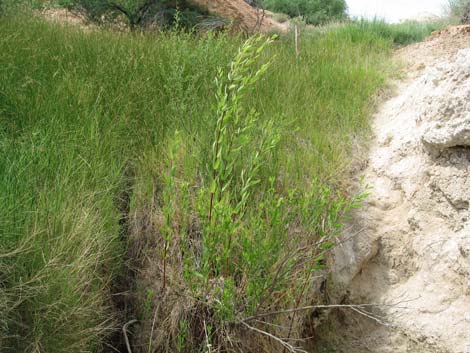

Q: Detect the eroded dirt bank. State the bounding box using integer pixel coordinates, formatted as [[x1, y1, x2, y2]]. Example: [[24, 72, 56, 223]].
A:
[[320, 26, 470, 353]]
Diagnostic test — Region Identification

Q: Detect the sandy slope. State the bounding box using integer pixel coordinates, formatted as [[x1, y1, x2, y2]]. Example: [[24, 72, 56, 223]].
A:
[[324, 26, 470, 353], [190, 0, 287, 32]]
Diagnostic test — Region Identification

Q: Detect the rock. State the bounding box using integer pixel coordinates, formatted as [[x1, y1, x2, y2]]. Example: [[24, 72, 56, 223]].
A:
[[422, 116, 470, 150]]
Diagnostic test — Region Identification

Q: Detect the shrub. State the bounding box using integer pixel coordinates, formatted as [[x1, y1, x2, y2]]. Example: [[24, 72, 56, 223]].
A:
[[128, 36, 367, 353], [448, 0, 470, 23], [261, 0, 347, 25], [0, 0, 47, 14], [60, 0, 208, 29]]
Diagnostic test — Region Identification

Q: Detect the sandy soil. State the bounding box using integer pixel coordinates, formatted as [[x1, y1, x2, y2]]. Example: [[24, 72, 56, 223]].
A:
[[41, 8, 91, 27], [322, 25, 470, 353], [190, 0, 288, 32]]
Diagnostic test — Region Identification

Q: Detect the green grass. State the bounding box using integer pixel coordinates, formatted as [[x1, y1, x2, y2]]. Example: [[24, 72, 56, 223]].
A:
[[0, 13, 440, 352], [345, 18, 450, 45]]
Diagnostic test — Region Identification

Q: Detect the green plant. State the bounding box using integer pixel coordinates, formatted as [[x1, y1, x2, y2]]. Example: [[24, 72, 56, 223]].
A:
[[176, 319, 189, 352], [261, 0, 347, 25], [145, 35, 368, 352], [161, 132, 180, 290], [204, 35, 275, 277], [60, 0, 151, 28], [339, 18, 450, 46], [60, 0, 209, 29], [0, 0, 48, 14], [144, 289, 156, 314]]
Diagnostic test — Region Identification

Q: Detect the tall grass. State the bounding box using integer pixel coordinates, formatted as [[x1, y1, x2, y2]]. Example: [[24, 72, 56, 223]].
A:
[[340, 18, 450, 45], [0, 13, 434, 352]]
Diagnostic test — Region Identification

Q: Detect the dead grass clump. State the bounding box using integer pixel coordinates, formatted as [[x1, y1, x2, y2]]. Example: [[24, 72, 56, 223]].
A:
[[127, 208, 323, 353]]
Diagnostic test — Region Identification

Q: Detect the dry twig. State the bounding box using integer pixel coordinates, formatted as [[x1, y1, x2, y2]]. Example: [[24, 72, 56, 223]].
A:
[[242, 301, 412, 323], [123, 319, 138, 353], [239, 320, 308, 353]]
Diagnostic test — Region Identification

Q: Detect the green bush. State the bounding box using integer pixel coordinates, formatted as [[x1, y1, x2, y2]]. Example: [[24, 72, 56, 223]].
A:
[[262, 0, 347, 25], [0, 0, 48, 14], [60, 0, 208, 29]]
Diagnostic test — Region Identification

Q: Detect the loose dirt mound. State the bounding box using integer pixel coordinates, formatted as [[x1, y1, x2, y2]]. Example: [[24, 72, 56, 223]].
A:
[[190, 0, 287, 32], [320, 26, 470, 353], [398, 25, 470, 74]]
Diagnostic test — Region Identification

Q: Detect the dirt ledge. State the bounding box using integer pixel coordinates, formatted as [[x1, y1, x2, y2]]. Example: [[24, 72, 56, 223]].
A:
[[318, 25, 470, 353]]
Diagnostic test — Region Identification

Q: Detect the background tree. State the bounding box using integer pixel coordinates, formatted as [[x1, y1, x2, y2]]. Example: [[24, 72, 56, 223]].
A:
[[60, 0, 207, 29], [458, 0, 470, 23], [448, 0, 470, 23]]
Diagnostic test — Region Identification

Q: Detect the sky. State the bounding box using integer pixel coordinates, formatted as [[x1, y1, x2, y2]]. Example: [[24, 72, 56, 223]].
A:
[[346, 0, 447, 23]]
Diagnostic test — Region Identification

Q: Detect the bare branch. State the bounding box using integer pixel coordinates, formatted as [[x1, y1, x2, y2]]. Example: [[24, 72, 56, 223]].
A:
[[239, 320, 308, 353], [123, 319, 138, 353], [241, 302, 413, 323], [109, 2, 132, 20], [350, 306, 392, 327], [147, 302, 161, 353]]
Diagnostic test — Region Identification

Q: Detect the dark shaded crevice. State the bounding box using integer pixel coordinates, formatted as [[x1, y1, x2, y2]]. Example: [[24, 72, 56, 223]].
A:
[[106, 166, 138, 353]]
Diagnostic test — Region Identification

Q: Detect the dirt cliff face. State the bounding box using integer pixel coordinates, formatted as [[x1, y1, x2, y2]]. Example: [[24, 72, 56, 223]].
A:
[[190, 0, 287, 32], [319, 25, 470, 353]]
